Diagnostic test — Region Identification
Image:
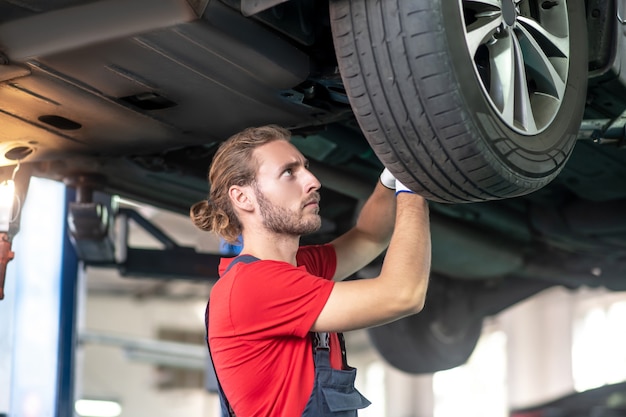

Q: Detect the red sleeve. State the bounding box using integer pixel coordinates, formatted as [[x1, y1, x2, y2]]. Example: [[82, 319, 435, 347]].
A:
[[229, 259, 334, 339], [295, 244, 337, 280]]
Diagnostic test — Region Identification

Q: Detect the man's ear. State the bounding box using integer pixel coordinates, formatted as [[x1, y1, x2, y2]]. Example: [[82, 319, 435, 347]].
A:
[[229, 185, 254, 212]]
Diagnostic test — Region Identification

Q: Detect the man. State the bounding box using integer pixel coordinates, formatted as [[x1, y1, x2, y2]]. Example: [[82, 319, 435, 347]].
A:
[[190, 125, 431, 416]]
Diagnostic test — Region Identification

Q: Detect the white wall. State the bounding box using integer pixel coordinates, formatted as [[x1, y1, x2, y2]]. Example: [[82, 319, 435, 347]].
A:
[[499, 286, 576, 409], [79, 294, 220, 417]]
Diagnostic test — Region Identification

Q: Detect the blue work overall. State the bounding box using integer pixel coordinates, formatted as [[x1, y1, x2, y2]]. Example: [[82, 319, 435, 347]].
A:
[[207, 255, 371, 417]]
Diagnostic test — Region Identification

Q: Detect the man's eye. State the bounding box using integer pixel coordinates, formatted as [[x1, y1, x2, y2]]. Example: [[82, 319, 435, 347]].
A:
[[283, 168, 293, 176]]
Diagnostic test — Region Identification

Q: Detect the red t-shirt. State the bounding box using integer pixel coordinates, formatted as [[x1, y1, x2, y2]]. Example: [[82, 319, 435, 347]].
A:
[[208, 244, 338, 417]]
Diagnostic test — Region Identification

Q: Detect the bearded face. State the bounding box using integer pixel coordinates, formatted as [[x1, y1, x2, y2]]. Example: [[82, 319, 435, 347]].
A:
[[254, 185, 321, 236]]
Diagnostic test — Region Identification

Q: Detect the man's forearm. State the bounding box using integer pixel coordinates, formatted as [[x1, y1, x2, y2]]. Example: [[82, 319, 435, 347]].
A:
[[329, 180, 397, 280], [354, 181, 396, 247], [380, 192, 431, 313], [319, 190, 432, 331]]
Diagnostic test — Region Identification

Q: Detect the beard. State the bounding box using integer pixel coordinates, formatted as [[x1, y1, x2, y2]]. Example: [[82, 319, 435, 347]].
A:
[[254, 187, 321, 236]]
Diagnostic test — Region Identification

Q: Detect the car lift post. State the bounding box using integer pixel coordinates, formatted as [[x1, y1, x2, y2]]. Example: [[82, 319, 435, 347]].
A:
[[56, 185, 81, 417], [1, 179, 79, 417]]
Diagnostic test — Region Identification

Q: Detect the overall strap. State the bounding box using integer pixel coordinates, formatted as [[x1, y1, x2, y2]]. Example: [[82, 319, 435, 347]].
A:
[[223, 255, 261, 274], [311, 331, 349, 369], [313, 332, 330, 349], [206, 255, 260, 417]]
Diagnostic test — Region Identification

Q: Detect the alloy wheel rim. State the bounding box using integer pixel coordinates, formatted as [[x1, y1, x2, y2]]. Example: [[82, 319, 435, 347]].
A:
[[461, 0, 570, 135]]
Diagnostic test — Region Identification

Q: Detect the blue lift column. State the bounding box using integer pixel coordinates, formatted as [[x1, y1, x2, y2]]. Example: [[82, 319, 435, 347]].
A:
[[1, 178, 79, 417]]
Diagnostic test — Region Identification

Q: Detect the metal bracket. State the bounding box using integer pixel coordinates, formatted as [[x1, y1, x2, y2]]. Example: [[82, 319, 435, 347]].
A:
[[65, 174, 222, 281], [114, 208, 221, 281]]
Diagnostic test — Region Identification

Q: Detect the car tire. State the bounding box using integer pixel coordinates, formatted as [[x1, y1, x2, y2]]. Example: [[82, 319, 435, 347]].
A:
[[329, 0, 588, 203], [367, 278, 484, 374]]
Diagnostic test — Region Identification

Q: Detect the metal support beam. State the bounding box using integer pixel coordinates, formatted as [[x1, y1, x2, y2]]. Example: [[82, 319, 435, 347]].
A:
[[6, 178, 74, 416]]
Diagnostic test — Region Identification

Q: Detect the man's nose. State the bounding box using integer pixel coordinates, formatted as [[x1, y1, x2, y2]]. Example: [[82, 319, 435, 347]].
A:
[[304, 169, 321, 193]]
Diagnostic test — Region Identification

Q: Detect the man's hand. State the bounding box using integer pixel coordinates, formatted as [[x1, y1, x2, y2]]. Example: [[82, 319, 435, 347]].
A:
[[380, 168, 417, 195], [395, 178, 416, 195], [379, 168, 396, 190]]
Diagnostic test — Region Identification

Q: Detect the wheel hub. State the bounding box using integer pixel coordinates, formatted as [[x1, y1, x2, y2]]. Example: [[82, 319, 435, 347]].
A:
[[501, 0, 517, 27]]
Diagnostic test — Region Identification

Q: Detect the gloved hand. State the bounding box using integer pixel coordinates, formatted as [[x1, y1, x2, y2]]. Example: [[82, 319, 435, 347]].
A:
[[379, 168, 396, 190], [395, 178, 416, 196]]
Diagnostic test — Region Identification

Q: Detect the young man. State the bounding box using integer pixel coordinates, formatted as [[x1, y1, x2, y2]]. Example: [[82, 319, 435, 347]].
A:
[[190, 125, 431, 416]]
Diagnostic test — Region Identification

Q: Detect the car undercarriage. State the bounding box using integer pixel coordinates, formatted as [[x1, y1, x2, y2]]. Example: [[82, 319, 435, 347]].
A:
[[0, 0, 625, 373]]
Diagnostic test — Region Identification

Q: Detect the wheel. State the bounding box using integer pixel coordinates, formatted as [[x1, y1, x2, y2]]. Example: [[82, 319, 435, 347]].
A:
[[367, 278, 484, 374], [329, 0, 588, 203], [366, 314, 483, 374]]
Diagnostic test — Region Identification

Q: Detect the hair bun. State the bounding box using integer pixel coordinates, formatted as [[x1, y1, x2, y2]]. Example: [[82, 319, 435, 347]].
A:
[[190, 200, 213, 231]]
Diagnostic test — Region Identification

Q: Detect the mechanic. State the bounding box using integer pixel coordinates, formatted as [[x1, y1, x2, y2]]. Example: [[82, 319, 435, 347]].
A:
[[190, 125, 431, 417]]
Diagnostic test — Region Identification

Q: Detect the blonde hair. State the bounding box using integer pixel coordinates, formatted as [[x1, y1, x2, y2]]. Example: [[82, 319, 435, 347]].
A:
[[190, 125, 291, 243]]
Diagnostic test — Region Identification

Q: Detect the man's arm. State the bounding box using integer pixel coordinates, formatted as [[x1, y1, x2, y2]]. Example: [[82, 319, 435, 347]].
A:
[[330, 176, 396, 281], [313, 188, 431, 333]]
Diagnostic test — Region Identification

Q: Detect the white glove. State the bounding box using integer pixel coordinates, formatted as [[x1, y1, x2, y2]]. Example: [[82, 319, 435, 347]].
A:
[[379, 168, 396, 190], [395, 178, 416, 195]]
